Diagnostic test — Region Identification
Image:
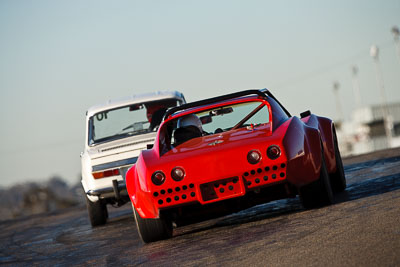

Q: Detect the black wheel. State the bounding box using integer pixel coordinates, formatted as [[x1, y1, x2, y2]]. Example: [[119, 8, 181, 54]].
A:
[[300, 152, 334, 209], [86, 195, 107, 227], [330, 128, 346, 193], [132, 204, 172, 243]]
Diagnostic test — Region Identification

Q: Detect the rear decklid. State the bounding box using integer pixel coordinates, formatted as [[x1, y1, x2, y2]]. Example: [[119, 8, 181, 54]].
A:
[[143, 123, 284, 184], [89, 132, 156, 171]]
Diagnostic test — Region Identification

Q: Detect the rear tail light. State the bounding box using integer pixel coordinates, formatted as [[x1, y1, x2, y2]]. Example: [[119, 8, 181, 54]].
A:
[[152, 171, 166, 185], [267, 145, 281, 160], [92, 168, 120, 179], [171, 167, 185, 181], [247, 150, 262, 164]]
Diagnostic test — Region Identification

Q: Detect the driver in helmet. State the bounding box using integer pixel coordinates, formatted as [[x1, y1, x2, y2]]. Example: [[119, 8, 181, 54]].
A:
[[174, 114, 203, 146]]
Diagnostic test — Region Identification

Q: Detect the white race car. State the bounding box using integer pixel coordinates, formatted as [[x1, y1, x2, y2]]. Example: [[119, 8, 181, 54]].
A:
[[81, 91, 186, 226]]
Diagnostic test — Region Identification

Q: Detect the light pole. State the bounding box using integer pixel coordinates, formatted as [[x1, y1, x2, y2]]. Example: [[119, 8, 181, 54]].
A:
[[370, 45, 392, 147], [392, 26, 400, 63], [332, 81, 344, 124], [351, 65, 362, 109]]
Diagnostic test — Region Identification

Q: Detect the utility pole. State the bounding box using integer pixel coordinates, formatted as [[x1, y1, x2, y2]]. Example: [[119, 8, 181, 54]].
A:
[[351, 65, 362, 109], [332, 81, 344, 124], [391, 26, 400, 64], [370, 45, 392, 147]]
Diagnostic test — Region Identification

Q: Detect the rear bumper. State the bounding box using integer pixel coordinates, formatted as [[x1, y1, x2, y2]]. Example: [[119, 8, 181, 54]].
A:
[[86, 179, 128, 199], [166, 182, 295, 226], [149, 160, 288, 214]]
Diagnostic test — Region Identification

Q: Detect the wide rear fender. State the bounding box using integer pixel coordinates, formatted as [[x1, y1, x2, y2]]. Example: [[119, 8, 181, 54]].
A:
[[303, 115, 336, 173], [283, 117, 322, 187], [318, 117, 336, 173], [125, 164, 136, 200], [126, 155, 159, 219]]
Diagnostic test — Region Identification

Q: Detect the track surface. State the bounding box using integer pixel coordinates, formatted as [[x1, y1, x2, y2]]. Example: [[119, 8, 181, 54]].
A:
[[1, 148, 400, 266]]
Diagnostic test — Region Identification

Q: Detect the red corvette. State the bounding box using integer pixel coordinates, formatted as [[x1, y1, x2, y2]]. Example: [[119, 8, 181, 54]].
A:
[[126, 89, 346, 243]]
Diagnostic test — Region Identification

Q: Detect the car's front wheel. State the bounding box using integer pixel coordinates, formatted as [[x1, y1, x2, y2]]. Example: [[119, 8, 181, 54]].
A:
[[299, 152, 334, 209], [132, 204, 172, 243], [86, 195, 108, 227]]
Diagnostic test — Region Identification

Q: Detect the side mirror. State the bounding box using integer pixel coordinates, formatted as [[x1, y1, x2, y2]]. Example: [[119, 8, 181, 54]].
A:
[[300, 110, 311, 118], [129, 104, 143, 111], [147, 144, 154, 149]]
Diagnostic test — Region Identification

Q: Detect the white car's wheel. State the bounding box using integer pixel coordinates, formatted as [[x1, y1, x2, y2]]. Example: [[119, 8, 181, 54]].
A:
[[86, 195, 107, 227]]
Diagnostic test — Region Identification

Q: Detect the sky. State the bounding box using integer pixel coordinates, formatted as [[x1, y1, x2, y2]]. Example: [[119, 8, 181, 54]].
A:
[[0, 0, 399, 187]]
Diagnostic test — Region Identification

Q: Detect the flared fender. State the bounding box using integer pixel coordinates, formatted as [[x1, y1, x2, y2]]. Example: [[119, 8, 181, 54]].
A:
[[283, 117, 323, 187], [303, 115, 336, 174], [126, 157, 159, 219], [125, 164, 136, 201]]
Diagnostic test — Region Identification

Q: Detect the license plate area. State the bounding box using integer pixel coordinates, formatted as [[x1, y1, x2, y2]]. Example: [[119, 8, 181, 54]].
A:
[[200, 176, 244, 203]]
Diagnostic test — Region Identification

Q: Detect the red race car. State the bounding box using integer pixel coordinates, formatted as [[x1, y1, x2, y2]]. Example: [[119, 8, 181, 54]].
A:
[[126, 89, 346, 243]]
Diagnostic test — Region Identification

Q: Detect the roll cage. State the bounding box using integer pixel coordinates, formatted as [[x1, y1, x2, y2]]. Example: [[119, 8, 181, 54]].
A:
[[162, 89, 291, 122], [157, 89, 292, 156]]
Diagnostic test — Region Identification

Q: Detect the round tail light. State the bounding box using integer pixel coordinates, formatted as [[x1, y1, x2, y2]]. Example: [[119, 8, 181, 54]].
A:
[[267, 145, 281, 160], [152, 171, 166, 185], [171, 167, 185, 181], [247, 150, 262, 164]]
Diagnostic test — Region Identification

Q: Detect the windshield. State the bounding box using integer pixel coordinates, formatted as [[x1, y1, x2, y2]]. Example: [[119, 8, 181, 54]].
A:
[[89, 99, 180, 145], [159, 101, 270, 154]]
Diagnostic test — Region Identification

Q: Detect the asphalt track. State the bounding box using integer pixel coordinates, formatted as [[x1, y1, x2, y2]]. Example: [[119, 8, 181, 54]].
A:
[[1, 148, 400, 266]]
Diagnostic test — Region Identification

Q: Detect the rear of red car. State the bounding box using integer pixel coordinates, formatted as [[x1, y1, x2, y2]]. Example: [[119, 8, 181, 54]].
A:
[[127, 91, 297, 219], [126, 89, 342, 243], [135, 124, 291, 217]]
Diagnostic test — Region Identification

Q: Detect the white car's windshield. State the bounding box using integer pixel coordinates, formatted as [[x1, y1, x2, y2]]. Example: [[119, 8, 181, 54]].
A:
[[89, 99, 179, 145]]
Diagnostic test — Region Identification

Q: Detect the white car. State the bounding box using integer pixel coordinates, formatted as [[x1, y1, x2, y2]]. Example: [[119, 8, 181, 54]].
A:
[[81, 91, 186, 226]]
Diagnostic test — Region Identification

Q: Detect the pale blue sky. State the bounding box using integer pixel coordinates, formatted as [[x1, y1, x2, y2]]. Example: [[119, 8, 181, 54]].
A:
[[0, 0, 399, 187]]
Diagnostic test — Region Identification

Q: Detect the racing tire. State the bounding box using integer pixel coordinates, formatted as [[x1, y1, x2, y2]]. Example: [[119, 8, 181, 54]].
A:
[[132, 204, 172, 243], [329, 128, 346, 193], [300, 153, 334, 209], [86, 195, 107, 227]]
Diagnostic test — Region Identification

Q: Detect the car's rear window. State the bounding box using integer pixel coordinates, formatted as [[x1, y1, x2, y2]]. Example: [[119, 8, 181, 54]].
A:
[[159, 100, 271, 154], [197, 101, 270, 134]]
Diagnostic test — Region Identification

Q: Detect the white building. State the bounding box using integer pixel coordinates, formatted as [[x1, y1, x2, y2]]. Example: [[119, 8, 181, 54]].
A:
[[337, 102, 400, 156]]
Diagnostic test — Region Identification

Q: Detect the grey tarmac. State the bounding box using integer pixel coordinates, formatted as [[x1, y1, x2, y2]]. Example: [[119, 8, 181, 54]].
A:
[[1, 147, 400, 266]]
